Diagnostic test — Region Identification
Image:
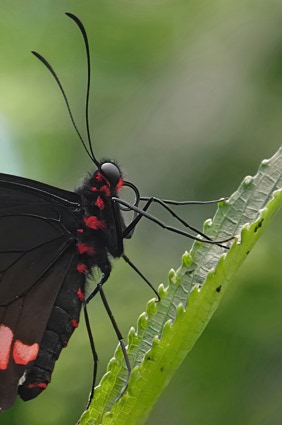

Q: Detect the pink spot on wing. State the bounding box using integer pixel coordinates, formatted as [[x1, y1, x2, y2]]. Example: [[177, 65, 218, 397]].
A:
[[0, 325, 13, 370], [13, 340, 39, 365]]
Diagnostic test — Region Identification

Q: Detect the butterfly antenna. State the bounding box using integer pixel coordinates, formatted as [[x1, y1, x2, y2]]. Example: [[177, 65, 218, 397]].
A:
[[66, 12, 97, 166], [31, 50, 97, 165], [31, 19, 100, 167]]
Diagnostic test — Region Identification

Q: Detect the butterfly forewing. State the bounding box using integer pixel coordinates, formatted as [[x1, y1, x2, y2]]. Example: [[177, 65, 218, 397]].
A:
[[0, 174, 81, 302]]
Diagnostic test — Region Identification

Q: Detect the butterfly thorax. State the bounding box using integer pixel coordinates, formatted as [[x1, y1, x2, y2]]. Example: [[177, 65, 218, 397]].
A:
[[74, 161, 125, 275]]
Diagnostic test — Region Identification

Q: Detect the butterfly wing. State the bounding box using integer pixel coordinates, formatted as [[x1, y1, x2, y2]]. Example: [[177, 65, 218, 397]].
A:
[[0, 174, 84, 411]]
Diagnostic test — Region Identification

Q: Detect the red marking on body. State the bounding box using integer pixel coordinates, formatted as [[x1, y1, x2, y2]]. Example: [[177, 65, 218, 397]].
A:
[[71, 319, 79, 328], [84, 216, 106, 230], [95, 196, 105, 209], [116, 177, 123, 192], [77, 288, 85, 301], [27, 382, 47, 390], [0, 325, 13, 370], [77, 242, 95, 255], [99, 185, 110, 196], [13, 340, 39, 365], [77, 228, 84, 233], [91, 184, 110, 196], [95, 172, 104, 182], [76, 263, 89, 274]]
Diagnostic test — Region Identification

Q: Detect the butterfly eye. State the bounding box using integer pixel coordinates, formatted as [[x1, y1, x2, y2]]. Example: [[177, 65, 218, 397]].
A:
[[100, 162, 121, 186]]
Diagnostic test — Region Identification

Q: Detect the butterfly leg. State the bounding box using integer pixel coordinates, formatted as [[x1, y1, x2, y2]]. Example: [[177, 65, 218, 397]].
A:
[[115, 197, 231, 248], [84, 265, 130, 407]]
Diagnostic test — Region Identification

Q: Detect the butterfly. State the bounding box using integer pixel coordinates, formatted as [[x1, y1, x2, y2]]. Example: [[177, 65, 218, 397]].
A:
[[0, 13, 229, 412]]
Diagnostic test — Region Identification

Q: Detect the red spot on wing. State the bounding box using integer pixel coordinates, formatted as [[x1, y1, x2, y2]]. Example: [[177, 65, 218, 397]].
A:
[[84, 216, 106, 230], [77, 228, 84, 233], [77, 243, 95, 255], [95, 196, 105, 209], [13, 340, 39, 365], [76, 263, 89, 274], [0, 325, 13, 370]]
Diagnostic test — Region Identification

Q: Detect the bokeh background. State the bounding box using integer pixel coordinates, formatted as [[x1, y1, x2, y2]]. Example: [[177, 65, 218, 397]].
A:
[[1, 1, 282, 424]]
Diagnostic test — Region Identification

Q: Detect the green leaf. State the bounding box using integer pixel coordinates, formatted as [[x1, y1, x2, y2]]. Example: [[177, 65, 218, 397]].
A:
[[80, 146, 282, 425]]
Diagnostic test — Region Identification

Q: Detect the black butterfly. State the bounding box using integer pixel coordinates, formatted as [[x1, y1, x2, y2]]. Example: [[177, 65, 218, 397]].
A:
[[0, 13, 229, 412]]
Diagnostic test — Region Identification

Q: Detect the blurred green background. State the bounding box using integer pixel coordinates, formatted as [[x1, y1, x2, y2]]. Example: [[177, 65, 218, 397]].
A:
[[1, 1, 282, 424]]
